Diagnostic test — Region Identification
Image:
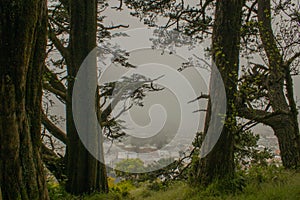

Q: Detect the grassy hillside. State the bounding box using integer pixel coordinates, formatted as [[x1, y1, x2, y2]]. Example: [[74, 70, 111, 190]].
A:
[[48, 166, 300, 200]]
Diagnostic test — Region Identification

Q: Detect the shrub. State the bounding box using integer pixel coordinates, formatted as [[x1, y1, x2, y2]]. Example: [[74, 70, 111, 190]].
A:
[[110, 180, 136, 197]]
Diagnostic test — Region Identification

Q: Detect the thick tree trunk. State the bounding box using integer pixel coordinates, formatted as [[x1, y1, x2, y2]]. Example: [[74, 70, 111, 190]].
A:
[[195, 0, 244, 186], [66, 0, 108, 194], [270, 115, 300, 168], [237, 106, 300, 168], [0, 0, 49, 199]]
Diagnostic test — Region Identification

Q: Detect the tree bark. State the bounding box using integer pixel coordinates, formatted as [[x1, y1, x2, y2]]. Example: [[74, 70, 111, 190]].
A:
[[65, 0, 108, 194], [195, 0, 244, 186], [256, 0, 300, 168], [0, 0, 49, 199], [271, 116, 300, 167]]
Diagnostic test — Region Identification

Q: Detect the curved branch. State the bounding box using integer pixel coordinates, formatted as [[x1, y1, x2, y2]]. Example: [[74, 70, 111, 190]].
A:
[[237, 106, 289, 127], [284, 51, 300, 67]]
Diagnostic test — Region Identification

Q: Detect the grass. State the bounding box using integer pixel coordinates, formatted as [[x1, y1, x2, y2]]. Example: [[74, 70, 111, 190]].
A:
[[48, 167, 300, 200], [129, 171, 300, 200]]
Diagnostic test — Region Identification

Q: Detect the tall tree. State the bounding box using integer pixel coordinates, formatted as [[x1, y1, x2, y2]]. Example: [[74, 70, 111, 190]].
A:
[[237, 0, 300, 169], [65, 0, 108, 194], [0, 0, 49, 199], [43, 0, 156, 193], [195, 0, 244, 186]]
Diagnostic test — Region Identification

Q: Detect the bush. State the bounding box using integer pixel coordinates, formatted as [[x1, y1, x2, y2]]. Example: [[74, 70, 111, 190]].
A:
[[147, 181, 168, 191], [47, 182, 74, 200], [245, 165, 287, 186], [110, 180, 136, 197]]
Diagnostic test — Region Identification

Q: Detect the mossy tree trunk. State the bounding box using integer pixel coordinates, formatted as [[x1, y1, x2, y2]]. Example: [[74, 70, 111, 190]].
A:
[[257, 0, 300, 168], [0, 0, 49, 199], [195, 0, 244, 186], [238, 0, 300, 169]]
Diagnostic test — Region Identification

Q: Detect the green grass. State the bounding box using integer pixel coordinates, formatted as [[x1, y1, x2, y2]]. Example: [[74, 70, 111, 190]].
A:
[[128, 172, 300, 200], [48, 168, 300, 200]]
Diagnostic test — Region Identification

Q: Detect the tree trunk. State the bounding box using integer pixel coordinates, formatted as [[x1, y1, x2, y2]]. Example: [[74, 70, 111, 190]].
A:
[[237, 105, 300, 168], [0, 0, 49, 199], [257, 0, 300, 168], [66, 0, 108, 194], [269, 115, 300, 168], [195, 0, 244, 186]]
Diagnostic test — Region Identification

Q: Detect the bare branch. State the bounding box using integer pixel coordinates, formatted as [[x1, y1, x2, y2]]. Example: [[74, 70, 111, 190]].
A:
[[43, 83, 67, 103], [105, 24, 129, 30], [41, 112, 67, 144], [44, 65, 67, 92], [43, 65, 67, 102], [284, 51, 300, 67], [188, 93, 209, 103], [111, 0, 123, 10], [48, 16, 69, 33], [192, 109, 207, 113], [48, 25, 71, 63]]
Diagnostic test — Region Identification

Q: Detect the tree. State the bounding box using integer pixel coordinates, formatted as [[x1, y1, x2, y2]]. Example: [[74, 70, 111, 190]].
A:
[[63, 0, 109, 194], [194, 0, 244, 186], [237, 0, 300, 169], [43, 0, 162, 194], [115, 158, 146, 180], [0, 0, 49, 199], [119, 0, 245, 185]]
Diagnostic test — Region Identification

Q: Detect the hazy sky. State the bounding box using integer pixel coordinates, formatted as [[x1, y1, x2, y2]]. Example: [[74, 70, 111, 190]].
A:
[[101, 0, 300, 137], [48, 0, 300, 140]]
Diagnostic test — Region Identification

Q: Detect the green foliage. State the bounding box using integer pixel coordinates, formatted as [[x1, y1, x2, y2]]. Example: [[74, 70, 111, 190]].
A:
[[110, 180, 136, 198], [188, 129, 273, 185], [115, 158, 146, 180], [115, 158, 145, 173], [115, 157, 182, 184], [187, 132, 204, 184], [47, 181, 125, 200], [146, 180, 168, 192], [47, 182, 74, 200], [138, 157, 185, 183], [234, 128, 273, 169], [245, 165, 287, 186], [130, 168, 300, 200], [48, 167, 300, 200], [202, 172, 246, 196]]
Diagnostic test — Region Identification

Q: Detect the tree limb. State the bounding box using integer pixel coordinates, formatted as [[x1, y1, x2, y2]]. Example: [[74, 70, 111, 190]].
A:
[[188, 93, 209, 103], [43, 83, 67, 102], [41, 143, 66, 182], [237, 106, 289, 127], [41, 112, 67, 144], [43, 65, 67, 101], [48, 25, 71, 64], [284, 51, 300, 67]]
